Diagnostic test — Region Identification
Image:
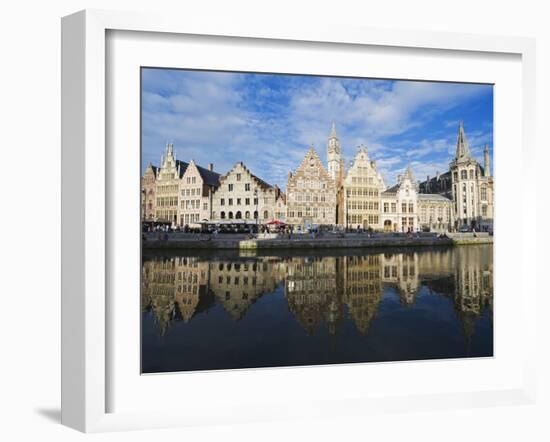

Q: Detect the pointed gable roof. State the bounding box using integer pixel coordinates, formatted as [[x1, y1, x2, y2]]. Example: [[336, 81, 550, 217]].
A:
[[184, 159, 221, 187], [175, 159, 189, 178], [218, 161, 274, 190]]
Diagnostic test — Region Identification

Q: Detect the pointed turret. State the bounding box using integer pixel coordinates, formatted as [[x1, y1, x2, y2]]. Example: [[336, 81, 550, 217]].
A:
[[327, 122, 343, 184], [455, 121, 471, 160], [404, 163, 415, 180], [483, 144, 490, 177]]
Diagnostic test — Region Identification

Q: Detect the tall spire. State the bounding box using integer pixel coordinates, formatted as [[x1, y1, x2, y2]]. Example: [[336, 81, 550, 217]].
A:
[[455, 121, 471, 160], [327, 122, 343, 183], [330, 121, 337, 139]]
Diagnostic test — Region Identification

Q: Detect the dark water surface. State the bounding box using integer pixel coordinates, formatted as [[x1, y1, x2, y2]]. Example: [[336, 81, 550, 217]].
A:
[[141, 245, 493, 373]]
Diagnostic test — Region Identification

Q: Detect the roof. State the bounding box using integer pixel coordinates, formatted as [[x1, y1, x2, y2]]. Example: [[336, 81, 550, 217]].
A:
[[418, 170, 451, 188], [418, 194, 452, 202], [382, 184, 399, 195], [175, 159, 190, 178], [195, 164, 221, 187]]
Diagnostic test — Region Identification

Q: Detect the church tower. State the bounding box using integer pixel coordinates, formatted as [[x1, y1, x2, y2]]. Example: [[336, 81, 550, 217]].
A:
[[327, 122, 344, 185]]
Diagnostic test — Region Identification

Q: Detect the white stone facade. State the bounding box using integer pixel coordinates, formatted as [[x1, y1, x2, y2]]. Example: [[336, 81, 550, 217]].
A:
[[211, 162, 280, 224], [178, 160, 220, 228], [418, 194, 453, 232], [380, 166, 419, 232]]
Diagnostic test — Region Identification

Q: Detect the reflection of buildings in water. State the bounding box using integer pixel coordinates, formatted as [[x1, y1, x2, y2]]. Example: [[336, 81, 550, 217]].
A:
[[142, 257, 210, 334], [285, 257, 342, 336], [142, 246, 493, 344], [208, 258, 284, 321], [380, 253, 419, 305], [342, 255, 382, 334]]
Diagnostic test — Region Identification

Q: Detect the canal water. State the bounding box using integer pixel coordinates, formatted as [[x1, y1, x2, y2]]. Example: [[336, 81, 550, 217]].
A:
[[141, 245, 493, 373]]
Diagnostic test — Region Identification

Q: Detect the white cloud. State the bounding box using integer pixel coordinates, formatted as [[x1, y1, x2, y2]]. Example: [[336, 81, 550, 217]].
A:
[[142, 69, 492, 190]]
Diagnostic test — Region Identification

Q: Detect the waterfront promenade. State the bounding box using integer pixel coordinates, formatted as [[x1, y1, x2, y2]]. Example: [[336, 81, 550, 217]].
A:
[[142, 231, 492, 250]]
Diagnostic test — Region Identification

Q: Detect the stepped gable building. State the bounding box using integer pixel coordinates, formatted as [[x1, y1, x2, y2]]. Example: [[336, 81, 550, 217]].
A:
[[380, 165, 419, 232], [419, 122, 494, 231], [341, 144, 385, 229], [286, 145, 337, 229], [211, 162, 281, 224], [154, 143, 189, 225], [141, 162, 158, 220], [178, 160, 221, 228]]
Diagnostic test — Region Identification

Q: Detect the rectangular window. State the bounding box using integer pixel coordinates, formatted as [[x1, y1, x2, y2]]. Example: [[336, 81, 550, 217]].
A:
[[481, 187, 487, 200], [245, 183, 251, 191], [245, 198, 250, 205], [236, 173, 241, 181], [220, 198, 225, 206], [383, 203, 389, 213], [402, 203, 407, 213], [228, 184, 234, 191], [228, 198, 233, 206]]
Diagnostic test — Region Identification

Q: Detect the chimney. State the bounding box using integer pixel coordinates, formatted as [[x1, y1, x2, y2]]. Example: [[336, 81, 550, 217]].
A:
[[208, 163, 214, 171]]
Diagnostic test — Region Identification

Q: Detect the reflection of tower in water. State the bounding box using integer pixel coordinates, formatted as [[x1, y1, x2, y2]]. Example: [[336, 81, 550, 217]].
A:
[[453, 246, 494, 351]]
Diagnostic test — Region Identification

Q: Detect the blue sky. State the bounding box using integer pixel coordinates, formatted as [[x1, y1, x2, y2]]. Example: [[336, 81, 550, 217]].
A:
[[141, 68, 493, 189]]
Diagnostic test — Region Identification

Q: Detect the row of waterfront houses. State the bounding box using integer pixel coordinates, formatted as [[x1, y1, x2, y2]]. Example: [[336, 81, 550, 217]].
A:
[[142, 122, 494, 232]]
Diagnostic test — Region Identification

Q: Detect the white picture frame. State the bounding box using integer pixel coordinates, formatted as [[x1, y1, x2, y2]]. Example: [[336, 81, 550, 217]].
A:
[[61, 9, 537, 433]]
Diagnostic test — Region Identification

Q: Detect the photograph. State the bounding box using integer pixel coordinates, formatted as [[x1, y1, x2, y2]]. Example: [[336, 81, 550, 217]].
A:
[[140, 68, 494, 373]]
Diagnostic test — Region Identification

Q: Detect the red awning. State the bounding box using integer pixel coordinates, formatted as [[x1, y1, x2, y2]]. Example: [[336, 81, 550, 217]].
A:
[[266, 220, 286, 225]]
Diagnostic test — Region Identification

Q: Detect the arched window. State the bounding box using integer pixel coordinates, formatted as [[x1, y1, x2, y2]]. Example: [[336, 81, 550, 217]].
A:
[[228, 211, 234, 219], [236, 211, 242, 219], [461, 170, 467, 179], [220, 211, 226, 219], [245, 211, 250, 219], [263, 210, 268, 220], [253, 211, 258, 219]]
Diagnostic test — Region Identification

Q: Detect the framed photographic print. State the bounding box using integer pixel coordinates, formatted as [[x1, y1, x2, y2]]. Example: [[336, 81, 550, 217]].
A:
[[61, 9, 537, 432]]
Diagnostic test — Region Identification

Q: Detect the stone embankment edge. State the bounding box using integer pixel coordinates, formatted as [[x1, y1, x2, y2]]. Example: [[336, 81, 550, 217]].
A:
[[142, 236, 493, 250]]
